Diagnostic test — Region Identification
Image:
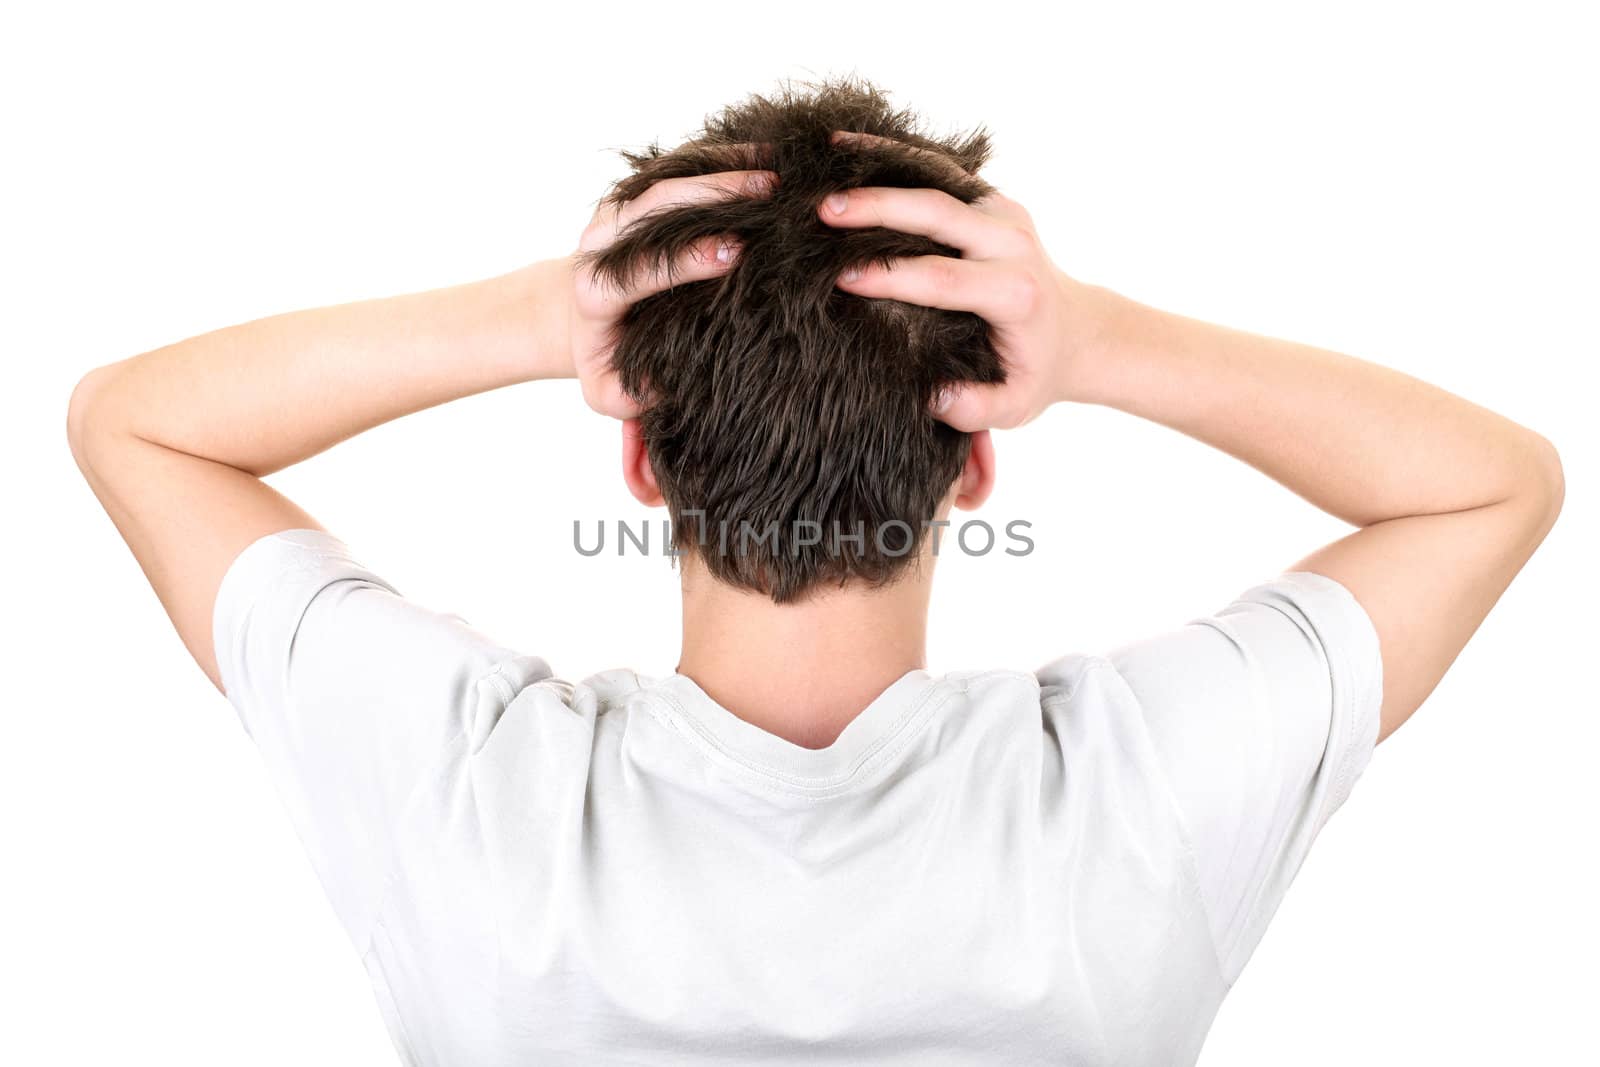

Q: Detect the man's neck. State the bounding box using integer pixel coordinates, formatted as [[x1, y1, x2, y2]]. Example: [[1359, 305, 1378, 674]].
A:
[[676, 559, 933, 751]]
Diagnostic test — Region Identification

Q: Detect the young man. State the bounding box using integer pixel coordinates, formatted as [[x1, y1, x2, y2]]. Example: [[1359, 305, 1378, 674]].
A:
[[68, 79, 1562, 1065]]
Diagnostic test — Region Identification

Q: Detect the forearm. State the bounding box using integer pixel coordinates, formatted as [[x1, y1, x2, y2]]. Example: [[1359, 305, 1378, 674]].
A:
[[1070, 286, 1562, 527], [71, 257, 574, 476], [67, 256, 577, 689]]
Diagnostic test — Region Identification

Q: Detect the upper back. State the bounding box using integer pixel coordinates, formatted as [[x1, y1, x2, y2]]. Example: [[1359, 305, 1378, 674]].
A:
[[375, 663, 1223, 1065], [213, 530, 1380, 1066]]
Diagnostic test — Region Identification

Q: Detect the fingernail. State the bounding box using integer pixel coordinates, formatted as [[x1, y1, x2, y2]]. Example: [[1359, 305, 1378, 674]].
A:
[[841, 265, 861, 283], [934, 387, 956, 414], [716, 240, 736, 263], [746, 172, 775, 195], [825, 191, 849, 215]]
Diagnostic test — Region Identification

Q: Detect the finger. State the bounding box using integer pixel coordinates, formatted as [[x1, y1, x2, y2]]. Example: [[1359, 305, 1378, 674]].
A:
[[607, 168, 778, 239], [588, 136, 775, 213], [836, 254, 1033, 321], [829, 129, 976, 185], [931, 382, 1010, 433], [817, 186, 1023, 259], [831, 129, 1024, 230], [585, 233, 744, 309], [583, 167, 775, 251]]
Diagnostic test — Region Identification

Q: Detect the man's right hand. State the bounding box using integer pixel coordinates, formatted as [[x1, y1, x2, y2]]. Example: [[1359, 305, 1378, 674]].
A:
[[819, 129, 1111, 432], [820, 134, 1563, 745]]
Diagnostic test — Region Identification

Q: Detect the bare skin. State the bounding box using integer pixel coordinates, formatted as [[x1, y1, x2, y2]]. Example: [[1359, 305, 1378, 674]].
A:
[[67, 133, 1562, 749], [66, 166, 779, 691], [819, 132, 1564, 741], [661, 432, 994, 750]]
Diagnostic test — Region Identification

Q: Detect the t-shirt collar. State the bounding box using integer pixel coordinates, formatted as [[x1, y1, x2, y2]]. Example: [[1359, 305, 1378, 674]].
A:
[[638, 667, 942, 794]]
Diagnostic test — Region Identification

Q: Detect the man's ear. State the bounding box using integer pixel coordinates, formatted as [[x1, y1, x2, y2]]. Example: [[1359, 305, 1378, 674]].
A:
[[621, 419, 665, 507], [954, 429, 995, 511]]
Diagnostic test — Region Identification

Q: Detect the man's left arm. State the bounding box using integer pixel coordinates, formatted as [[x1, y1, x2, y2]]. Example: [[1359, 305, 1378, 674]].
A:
[[66, 259, 574, 691], [67, 165, 773, 692]]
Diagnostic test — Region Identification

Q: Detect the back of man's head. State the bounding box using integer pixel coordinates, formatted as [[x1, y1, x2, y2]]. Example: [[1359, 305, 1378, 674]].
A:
[[583, 76, 1005, 603]]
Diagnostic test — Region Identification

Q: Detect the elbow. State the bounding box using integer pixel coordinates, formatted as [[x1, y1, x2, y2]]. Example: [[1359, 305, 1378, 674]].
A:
[[1523, 432, 1565, 534], [66, 363, 127, 472]]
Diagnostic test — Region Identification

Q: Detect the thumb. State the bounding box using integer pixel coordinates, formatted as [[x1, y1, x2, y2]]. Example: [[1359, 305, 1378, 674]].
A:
[[932, 383, 1005, 433]]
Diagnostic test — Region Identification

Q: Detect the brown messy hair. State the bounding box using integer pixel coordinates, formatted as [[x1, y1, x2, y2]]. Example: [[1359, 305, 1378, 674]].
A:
[[579, 75, 1005, 603]]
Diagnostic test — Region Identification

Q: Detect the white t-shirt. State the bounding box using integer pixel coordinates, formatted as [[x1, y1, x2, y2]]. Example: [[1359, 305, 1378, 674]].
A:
[[213, 528, 1383, 1066]]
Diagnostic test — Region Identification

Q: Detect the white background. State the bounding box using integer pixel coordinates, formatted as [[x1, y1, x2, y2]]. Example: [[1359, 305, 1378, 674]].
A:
[[4, 2, 1595, 1063]]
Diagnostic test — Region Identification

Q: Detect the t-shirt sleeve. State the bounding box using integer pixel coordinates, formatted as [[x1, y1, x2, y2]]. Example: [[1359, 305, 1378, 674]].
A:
[[1103, 570, 1384, 985], [211, 528, 551, 952]]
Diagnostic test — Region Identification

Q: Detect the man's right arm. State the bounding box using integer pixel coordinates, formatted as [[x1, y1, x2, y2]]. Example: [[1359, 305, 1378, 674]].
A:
[[1067, 289, 1564, 742], [820, 178, 1563, 744]]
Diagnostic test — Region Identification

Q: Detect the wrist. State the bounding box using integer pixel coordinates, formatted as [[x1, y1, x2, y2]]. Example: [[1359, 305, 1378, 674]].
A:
[[1051, 276, 1130, 407], [527, 256, 577, 381]]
